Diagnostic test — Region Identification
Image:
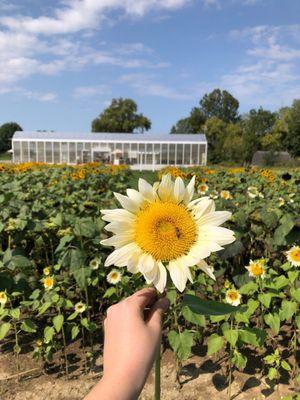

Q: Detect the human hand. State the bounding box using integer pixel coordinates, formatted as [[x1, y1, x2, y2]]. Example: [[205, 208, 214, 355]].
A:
[[85, 287, 170, 400]]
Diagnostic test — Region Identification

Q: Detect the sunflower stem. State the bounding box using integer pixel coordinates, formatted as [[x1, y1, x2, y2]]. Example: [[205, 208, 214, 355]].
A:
[[154, 342, 161, 400]]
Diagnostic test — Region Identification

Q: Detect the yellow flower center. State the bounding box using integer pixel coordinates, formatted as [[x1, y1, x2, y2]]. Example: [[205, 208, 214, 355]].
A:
[[228, 291, 238, 300], [290, 249, 300, 262], [134, 201, 197, 262], [250, 263, 264, 276], [110, 272, 119, 280]]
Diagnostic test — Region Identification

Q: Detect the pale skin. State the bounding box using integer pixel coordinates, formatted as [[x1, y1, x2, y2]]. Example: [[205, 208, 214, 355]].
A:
[[84, 288, 170, 400]]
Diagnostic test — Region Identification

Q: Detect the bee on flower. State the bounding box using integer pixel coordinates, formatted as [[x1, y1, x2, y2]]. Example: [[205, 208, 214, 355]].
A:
[[43, 276, 54, 290], [107, 269, 122, 285], [90, 258, 100, 270], [101, 174, 235, 293], [286, 245, 300, 266], [75, 302, 86, 313], [225, 288, 241, 306], [220, 190, 232, 200], [198, 184, 209, 195], [43, 267, 51, 276], [245, 259, 266, 278], [0, 291, 8, 305]]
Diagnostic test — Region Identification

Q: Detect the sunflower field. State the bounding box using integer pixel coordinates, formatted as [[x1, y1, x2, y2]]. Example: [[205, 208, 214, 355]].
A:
[[0, 162, 299, 398]]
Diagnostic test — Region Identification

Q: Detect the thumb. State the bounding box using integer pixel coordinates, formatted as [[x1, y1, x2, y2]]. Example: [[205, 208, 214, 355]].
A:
[[146, 297, 170, 332]]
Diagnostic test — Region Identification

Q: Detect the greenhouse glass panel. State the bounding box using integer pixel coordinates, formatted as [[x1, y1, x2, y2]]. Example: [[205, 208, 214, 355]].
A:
[[123, 143, 130, 162], [176, 144, 183, 165], [61, 142, 68, 163], [184, 144, 191, 165], [200, 144, 206, 165], [129, 143, 138, 165], [45, 142, 53, 163], [77, 143, 83, 163], [37, 142, 45, 162], [53, 142, 60, 163], [69, 142, 76, 163], [29, 142, 36, 162], [13, 141, 20, 162], [191, 144, 198, 164], [21, 141, 29, 162], [169, 144, 175, 165], [146, 144, 153, 164], [138, 143, 145, 165], [161, 144, 168, 164], [154, 144, 160, 165]]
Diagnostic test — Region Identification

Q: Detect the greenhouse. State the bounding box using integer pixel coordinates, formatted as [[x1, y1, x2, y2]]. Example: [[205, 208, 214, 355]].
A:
[[12, 131, 207, 170]]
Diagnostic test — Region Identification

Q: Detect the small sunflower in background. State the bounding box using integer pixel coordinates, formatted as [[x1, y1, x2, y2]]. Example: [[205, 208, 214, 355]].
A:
[[43, 267, 51, 276], [286, 245, 300, 267], [220, 190, 232, 200], [90, 258, 100, 270], [246, 259, 266, 279], [43, 276, 54, 290], [0, 291, 8, 305], [75, 302, 86, 313], [198, 183, 209, 195], [107, 269, 122, 285], [225, 288, 241, 306]]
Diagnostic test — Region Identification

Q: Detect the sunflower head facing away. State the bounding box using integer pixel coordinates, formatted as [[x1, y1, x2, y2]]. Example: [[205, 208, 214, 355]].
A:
[[101, 174, 235, 293]]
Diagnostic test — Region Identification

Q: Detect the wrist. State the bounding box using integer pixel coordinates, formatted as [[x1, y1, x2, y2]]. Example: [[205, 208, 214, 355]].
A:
[[92, 373, 141, 400]]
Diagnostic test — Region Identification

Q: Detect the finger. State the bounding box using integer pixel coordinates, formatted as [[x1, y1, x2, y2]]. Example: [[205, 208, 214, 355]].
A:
[[146, 297, 170, 331], [127, 287, 158, 311]]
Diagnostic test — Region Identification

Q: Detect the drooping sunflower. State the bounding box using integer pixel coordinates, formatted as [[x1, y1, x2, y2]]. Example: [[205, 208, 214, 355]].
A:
[[101, 174, 235, 292]]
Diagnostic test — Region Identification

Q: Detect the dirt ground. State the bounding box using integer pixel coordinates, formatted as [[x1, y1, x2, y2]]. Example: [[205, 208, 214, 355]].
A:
[[0, 342, 298, 400]]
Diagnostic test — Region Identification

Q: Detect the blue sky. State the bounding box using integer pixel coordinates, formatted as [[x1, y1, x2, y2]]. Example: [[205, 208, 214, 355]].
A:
[[0, 0, 300, 133]]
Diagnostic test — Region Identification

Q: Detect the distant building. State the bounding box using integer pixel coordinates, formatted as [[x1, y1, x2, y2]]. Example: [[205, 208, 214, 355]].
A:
[[251, 151, 293, 167], [12, 131, 207, 170]]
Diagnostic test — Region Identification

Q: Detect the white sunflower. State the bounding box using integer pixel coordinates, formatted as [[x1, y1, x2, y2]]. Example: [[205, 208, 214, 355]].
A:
[[286, 245, 300, 267], [225, 288, 241, 306], [107, 269, 122, 284], [101, 174, 235, 293]]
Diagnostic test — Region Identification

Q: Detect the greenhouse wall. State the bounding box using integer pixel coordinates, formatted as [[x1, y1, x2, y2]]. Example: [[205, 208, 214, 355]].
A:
[[12, 132, 207, 170]]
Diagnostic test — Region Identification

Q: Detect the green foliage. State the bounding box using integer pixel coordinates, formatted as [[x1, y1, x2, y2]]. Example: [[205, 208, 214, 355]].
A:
[[285, 99, 300, 156], [0, 122, 22, 152], [91, 98, 151, 133], [168, 330, 194, 361], [200, 89, 240, 123]]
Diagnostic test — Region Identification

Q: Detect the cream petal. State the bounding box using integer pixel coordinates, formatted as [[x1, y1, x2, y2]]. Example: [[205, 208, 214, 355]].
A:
[[183, 175, 195, 204], [197, 260, 216, 280], [174, 177, 185, 203], [168, 259, 188, 292], [126, 189, 144, 207], [104, 221, 134, 234], [197, 211, 232, 227], [114, 192, 140, 213], [153, 262, 167, 293], [104, 243, 139, 267], [189, 243, 212, 260], [198, 226, 235, 246], [143, 262, 159, 284], [127, 252, 142, 274], [100, 232, 134, 248], [158, 174, 175, 202], [137, 253, 155, 274], [101, 209, 135, 222], [191, 198, 216, 219], [138, 178, 157, 202]]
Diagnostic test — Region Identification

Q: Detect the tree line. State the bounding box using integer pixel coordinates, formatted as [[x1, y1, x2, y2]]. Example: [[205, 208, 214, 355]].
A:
[[1, 89, 300, 163]]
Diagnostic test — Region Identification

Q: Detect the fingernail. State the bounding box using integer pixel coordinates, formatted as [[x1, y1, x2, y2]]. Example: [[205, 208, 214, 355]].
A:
[[160, 297, 170, 311]]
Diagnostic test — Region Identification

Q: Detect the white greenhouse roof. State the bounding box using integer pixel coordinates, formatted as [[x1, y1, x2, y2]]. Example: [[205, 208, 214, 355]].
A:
[[13, 131, 207, 143]]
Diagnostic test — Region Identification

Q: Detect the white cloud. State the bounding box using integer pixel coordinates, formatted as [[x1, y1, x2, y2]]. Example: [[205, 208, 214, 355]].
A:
[[224, 24, 300, 108], [73, 84, 111, 98]]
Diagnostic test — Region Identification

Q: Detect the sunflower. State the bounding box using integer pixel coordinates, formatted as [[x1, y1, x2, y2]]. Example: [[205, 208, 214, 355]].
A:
[[198, 184, 209, 195], [220, 190, 232, 200], [43, 276, 54, 290], [43, 267, 51, 276], [225, 288, 241, 306], [101, 174, 235, 292], [75, 302, 86, 313], [0, 291, 8, 305], [89, 258, 100, 270], [245, 259, 266, 278], [286, 245, 300, 266], [107, 269, 122, 284]]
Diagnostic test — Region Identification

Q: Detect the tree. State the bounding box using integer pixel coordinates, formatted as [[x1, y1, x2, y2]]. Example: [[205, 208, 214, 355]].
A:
[[203, 117, 227, 163], [91, 98, 151, 133], [200, 89, 240, 123], [171, 107, 206, 133], [242, 107, 277, 161], [284, 100, 300, 156], [223, 123, 246, 163], [0, 122, 22, 152]]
